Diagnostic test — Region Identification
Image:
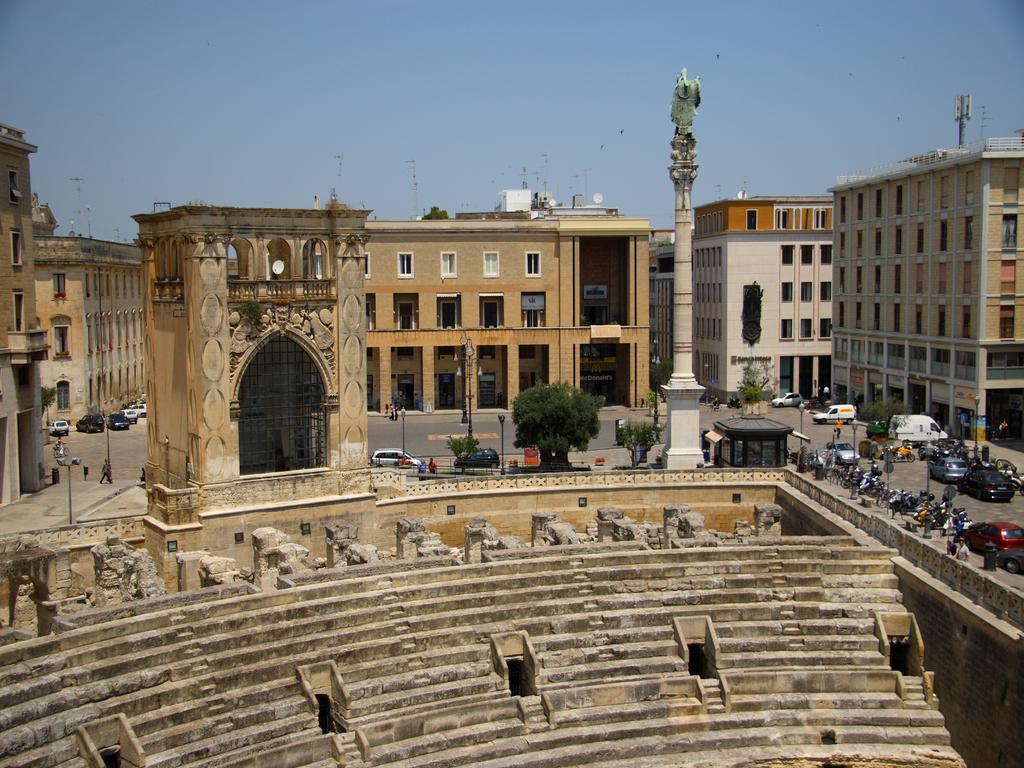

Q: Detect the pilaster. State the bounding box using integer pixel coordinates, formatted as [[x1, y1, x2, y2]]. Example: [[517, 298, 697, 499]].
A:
[[336, 234, 370, 469]]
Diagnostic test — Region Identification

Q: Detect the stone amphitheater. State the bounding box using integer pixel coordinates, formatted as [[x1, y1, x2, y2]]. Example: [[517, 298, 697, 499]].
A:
[[2, 481, 994, 768]]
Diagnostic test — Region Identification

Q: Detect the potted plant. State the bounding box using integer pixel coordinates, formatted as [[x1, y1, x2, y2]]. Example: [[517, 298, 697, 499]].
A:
[[738, 359, 772, 416]]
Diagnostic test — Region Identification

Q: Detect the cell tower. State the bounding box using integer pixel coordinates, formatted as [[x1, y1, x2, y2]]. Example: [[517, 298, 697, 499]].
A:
[[954, 94, 972, 147]]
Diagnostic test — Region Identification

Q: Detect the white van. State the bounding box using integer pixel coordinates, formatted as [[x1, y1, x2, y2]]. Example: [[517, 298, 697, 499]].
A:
[[889, 414, 948, 443], [811, 404, 857, 424]]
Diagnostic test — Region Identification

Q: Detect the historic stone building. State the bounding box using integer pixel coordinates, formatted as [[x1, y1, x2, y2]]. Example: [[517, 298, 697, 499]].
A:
[[832, 134, 1024, 438], [0, 123, 46, 506], [364, 211, 651, 412], [132, 203, 374, 571], [693, 195, 833, 400], [33, 204, 144, 421]]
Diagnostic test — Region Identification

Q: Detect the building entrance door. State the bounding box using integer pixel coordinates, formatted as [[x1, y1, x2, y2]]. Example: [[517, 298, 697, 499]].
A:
[[437, 374, 455, 408], [396, 374, 415, 409], [479, 373, 497, 407]]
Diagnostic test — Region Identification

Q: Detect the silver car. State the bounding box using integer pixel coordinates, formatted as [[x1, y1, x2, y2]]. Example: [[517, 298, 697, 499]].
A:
[[831, 442, 858, 466], [928, 456, 968, 483]]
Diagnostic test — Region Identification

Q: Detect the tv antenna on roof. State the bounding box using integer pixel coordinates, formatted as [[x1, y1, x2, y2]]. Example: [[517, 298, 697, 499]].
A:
[[406, 159, 418, 220], [954, 94, 972, 147], [69, 177, 84, 232]]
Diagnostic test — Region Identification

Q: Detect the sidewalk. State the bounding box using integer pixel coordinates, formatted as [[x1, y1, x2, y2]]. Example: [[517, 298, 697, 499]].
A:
[[0, 472, 145, 536]]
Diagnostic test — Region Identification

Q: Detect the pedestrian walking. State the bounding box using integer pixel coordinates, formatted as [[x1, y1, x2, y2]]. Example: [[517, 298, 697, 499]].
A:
[[100, 458, 113, 484]]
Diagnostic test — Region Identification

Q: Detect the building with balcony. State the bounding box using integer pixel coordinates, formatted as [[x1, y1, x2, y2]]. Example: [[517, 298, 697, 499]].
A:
[[0, 124, 47, 506], [693, 195, 833, 401], [364, 210, 651, 413], [831, 134, 1024, 439], [33, 202, 144, 421]]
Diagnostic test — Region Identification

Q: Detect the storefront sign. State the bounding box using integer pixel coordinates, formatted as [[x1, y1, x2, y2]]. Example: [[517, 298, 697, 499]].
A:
[[581, 373, 614, 382], [583, 284, 608, 300], [730, 355, 772, 365], [523, 446, 540, 467], [851, 373, 864, 386], [521, 293, 545, 309]]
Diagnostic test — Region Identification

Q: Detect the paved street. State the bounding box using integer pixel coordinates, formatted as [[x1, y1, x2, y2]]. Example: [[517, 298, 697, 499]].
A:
[[4, 404, 1024, 590]]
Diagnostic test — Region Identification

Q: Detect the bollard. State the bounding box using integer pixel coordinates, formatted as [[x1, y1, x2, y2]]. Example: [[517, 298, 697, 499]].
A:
[[983, 542, 998, 571], [922, 519, 932, 538]]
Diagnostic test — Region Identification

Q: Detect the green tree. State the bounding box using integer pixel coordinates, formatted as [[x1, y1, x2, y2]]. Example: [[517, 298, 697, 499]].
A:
[[512, 382, 602, 465], [858, 396, 909, 430], [738, 359, 772, 403], [40, 385, 56, 424], [447, 434, 479, 472], [618, 421, 663, 468], [422, 205, 449, 220], [649, 360, 673, 390]]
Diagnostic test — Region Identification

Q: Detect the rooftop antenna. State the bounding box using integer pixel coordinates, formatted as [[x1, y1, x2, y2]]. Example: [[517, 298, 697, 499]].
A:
[[85, 206, 92, 238], [581, 168, 592, 199], [954, 94, 972, 147], [714, 184, 722, 198], [521, 166, 528, 190], [69, 177, 84, 234], [541, 153, 549, 191], [113, 227, 121, 242], [979, 105, 990, 139], [406, 159, 418, 220], [334, 153, 343, 178]]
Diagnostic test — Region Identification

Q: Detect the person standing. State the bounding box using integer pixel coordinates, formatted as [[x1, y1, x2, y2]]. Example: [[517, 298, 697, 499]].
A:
[[100, 458, 113, 484]]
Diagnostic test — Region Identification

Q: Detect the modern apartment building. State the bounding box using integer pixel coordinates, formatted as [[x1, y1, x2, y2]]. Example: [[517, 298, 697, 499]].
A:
[[692, 195, 833, 400], [364, 209, 651, 413], [33, 201, 144, 421], [0, 124, 47, 505], [831, 134, 1024, 439]]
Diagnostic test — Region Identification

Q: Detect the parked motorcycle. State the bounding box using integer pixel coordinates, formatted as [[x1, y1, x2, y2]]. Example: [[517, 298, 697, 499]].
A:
[[727, 396, 741, 409]]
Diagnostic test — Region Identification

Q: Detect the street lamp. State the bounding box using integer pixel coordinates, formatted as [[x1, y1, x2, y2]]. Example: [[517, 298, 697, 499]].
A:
[[498, 414, 506, 474], [65, 456, 82, 525], [849, 421, 860, 499], [458, 334, 476, 437], [799, 401, 805, 436], [400, 407, 407, 455]]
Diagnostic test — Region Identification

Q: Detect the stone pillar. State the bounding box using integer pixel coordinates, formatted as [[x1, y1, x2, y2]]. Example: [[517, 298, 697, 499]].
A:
[[378, 344, 392, 414], [335, 234, 370, 469], [531, 512, 557, 547], [422, 343, 435, 412], [662, 133, 705, 469], [662, 503, 691, 548], [185, 234, 235, 482], [10, 577, 37, 634], [176, 551, 208, 592], [395, 517, 425, 560], [464, 518, 488, 564], [596, 506, 625, 542], [505, 343, 520, 405]]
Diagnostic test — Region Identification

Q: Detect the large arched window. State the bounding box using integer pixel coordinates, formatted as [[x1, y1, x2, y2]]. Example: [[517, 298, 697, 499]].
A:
[[56, 380, 71, 411], [237, 336, 327, 475], [302, 238, 327, 280]]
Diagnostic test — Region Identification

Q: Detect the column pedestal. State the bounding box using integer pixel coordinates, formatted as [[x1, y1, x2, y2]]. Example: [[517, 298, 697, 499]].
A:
[[662, 378, 705, 468]]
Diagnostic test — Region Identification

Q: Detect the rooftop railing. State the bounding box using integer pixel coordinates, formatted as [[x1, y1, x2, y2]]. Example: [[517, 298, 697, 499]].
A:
[[836, 136, 1024, 185]]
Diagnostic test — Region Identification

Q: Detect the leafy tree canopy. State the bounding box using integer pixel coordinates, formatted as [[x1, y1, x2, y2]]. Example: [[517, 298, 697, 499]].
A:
[[738, 359, 772, 403], [422, 205, 449, 220], [618, 421, 663, 468], [858, 396, 909, 428], [511, 382, 602, 465], [650, 360, 673, 390], [41, 385, 56, 422], [446, 434, 479, 463]]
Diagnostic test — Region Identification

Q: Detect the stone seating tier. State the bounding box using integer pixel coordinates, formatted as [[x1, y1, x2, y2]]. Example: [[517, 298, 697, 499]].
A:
[[0, 540, 957, 768]]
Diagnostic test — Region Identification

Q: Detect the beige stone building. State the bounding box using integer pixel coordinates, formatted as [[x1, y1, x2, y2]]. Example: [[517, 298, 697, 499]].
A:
[[133, 203, 375, 569], [0, 124, 46, 506], [365, 212, 651, 413], [33, 205, 144, 422], [831, 134, 1024, 438], [693, 196, 833, 400]]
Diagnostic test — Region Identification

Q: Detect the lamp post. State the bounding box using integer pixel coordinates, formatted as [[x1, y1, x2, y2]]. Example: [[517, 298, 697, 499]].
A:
[[458, 334, 476, 437], [849, 421, 860, 499], [498, 414, 506, 474], [66, 457, 81, 525], [400, 407, 407, 455]]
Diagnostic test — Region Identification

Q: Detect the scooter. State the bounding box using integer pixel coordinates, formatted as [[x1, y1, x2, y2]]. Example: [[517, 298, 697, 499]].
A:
[[727, 396, 741, 409]]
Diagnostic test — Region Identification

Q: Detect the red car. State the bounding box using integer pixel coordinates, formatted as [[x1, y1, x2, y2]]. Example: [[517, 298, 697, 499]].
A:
[[963, 521, 1024, 553]]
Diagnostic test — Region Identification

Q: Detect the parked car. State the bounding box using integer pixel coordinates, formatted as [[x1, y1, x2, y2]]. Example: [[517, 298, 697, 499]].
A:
[[830, 442, 858, 466], [963, 521, 1024, 553], [134, 403, 147, 418], [107, 412, 131, 431], [121, 407, 141, 424], [996, 549, 1024, 575], [454, 448, 500, 469], [811, 404, 857, 424], [75, 414, 105, 433], [928, 456, 969, 483], [771, 392, 803, 408], [48, 420, 70, 437], [370, 449, 422, 468], [957, 469, 1016, 502]]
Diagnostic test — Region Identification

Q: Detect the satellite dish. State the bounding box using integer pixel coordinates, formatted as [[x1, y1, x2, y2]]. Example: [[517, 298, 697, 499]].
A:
[[593, 192, 604, 205], [548, 199, 558, 208], [271, 259, 285, 276]]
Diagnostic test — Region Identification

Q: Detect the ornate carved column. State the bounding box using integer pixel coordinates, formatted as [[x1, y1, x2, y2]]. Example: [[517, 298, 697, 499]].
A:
[[661, 131, 705, 468], [185, 234, 234, 483], [335, 233, 370, 469]]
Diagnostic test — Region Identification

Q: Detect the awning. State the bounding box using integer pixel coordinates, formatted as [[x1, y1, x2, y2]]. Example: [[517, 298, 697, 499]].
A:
[[705, 430, 723, 444], [436, 292, 460, 298], [479, 292, 504, 297], [791, 431, 811, 442]]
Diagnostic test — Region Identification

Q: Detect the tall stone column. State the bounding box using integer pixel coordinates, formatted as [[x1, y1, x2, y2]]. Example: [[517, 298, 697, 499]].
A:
[[336, 234, 370, 470], [661, 133, 705, 468]]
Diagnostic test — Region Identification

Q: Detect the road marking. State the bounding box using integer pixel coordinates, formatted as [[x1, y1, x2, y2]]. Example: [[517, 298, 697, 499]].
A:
[[429, 433, 498, 440]]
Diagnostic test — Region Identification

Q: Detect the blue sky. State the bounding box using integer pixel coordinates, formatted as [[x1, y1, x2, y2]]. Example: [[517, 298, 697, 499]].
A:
[[2, 0, 1022, 238]]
